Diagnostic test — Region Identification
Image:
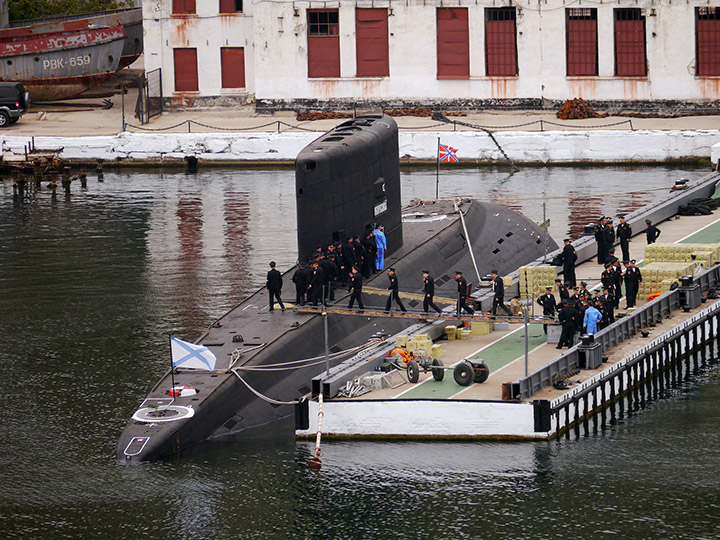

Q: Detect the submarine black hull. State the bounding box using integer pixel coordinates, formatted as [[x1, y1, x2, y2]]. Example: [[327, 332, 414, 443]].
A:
[[117, 116, 557, 463]]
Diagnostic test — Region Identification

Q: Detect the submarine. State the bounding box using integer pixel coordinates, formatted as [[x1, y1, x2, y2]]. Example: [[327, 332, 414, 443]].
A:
[[117, 114, 557, 463]]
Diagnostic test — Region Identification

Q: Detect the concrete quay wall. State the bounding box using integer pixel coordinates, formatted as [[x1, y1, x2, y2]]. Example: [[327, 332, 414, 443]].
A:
[[2, 129, 719, 165]]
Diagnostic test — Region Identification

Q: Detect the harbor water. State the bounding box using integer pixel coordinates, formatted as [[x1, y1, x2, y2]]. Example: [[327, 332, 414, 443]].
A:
[[2, 166, 719, 539]]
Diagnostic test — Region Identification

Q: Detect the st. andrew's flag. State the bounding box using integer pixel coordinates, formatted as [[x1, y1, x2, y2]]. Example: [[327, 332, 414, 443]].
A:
[[171, 337, 217, 371], [439, 143, 459, 162]]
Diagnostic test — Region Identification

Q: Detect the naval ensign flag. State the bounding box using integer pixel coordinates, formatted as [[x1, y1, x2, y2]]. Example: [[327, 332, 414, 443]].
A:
[[170, 337, 217, 371]]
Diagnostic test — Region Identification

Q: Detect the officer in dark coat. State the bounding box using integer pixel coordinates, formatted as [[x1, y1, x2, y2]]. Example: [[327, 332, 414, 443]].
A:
[[604, 219, 616, 260], [645, 219, 661, 244], [454, 271, 475, 315], [537, 286, 557, 334], [617, 216, 632, 263], [361, 232, 376, 278], [601, 263, 615, 298], [307, 260, 325, 306], [624, 259, 642, 308], [292, 262, 308, 306], [422, 270, 442, 314], [555, 279, 570, 302], [385, 268, 407, 312], [347, 266, 364, 310], [556, 300, 576, 349], [610, 260, 623, 308], [559, 238, 578, 288], [266, 261, 285, 311], [319, 253, 338, 301], [595, 217, 607, 265], [490, 270, 511, 316]]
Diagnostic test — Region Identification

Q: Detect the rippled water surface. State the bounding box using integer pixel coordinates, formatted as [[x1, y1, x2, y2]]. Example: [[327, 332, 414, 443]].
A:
[[2, 166, 719, 539]]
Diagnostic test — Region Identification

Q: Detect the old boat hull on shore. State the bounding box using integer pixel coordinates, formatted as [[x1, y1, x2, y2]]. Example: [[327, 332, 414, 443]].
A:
[[0, 25, 126, 101], [8, 8, 143, 70]]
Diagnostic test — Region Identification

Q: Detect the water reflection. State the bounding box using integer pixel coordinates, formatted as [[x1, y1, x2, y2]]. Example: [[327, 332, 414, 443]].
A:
[[0, 165, 717, 540]]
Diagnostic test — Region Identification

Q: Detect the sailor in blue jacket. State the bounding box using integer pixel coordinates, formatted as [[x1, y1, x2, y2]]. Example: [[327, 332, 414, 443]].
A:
[[374, 224, 387, 271], [583, 302, 603, 334]]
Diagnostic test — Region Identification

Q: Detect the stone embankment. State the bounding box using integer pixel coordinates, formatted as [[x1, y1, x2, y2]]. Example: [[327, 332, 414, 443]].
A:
[[2, 129, 720, 166]]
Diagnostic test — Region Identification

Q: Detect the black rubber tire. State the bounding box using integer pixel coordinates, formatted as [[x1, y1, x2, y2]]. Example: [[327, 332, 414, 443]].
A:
[[0, 111, 9, 128], [407, 359, 420, 384], [473, 362, 490, 384], [453, 361, 474, 386], [431, 358, 444, 382]]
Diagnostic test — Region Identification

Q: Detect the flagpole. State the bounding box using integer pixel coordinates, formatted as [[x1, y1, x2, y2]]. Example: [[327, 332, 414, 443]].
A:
[[168, 333, 176, 397], [436, 137, 440, 200]]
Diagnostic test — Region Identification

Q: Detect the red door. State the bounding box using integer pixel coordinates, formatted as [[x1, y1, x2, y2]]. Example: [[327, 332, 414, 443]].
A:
[[567, 10, 598, 76], [221, 47, 246, 88], [174, 48, 198, 91], [308, 10, 340, 78], [356, 9, 389, 77], [485, 8, 517, 76], [437, 8, 469, 79], [172, 0, 196, 14], [615, 10, 646, 76], [697, 9, 720, 76]]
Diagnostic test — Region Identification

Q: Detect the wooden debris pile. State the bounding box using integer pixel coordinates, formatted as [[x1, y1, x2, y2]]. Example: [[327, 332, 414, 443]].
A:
[[296, 111, 353, 121], [556, 98, 609, 120], [296, 107, 467, 121]]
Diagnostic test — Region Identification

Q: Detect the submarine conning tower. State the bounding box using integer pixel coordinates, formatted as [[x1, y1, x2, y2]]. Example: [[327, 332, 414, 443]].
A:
[[295, 114, 402, 263]]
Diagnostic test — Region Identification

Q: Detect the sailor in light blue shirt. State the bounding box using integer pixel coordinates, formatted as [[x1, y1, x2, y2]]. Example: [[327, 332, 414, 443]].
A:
[[583, 303, 603, 335], [374, 224, 387, 271]]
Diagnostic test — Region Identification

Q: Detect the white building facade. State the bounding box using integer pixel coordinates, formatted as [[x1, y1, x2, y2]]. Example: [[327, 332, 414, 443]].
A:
[[143, 1, 720, 110]]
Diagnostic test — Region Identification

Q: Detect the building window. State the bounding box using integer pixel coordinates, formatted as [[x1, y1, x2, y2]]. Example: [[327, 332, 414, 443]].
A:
[[485, 7, 517, 76], [172, 0, 196, 15], [221, 47, 245, 88], [437, 8, 469, 79], [566, 8, 597, 76], [219, 0, 243, 13], [307, 10, 340, 78], [356, 9, 389, 77], [697, 7, 720, 76], [309, 10, 339, 36], [174, 48, 198, 91], [614, 9, 646, 76]]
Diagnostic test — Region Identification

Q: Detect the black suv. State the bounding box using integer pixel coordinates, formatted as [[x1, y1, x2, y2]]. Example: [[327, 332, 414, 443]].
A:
[[0, 82, 30, 127]]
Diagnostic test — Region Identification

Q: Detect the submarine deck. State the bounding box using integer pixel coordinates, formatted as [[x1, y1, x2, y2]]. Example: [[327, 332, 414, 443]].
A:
[[325, 209, 720, 405]]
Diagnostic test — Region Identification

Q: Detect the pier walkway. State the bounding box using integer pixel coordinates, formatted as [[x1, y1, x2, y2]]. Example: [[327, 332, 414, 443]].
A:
[[341, 209, 720, 404]]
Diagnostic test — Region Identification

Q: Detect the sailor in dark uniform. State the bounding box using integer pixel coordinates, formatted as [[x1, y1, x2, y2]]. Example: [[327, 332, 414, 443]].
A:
[[604, 219, 616, 261], [292, 261, 308, 306], [490, 270, 512, 316], [347, 266, 364, 310], [595, 217, 607, 265], [624, 259, 642, 308], [601, 263, 614, 298], [537, 286, 557, 334], [555, 279, 570, 302], [307, 260, 325, 306], [422, 270, 442, 314], [266, 261, 285, 312], [559, 238, 578, 288], [610, 259, 623, 308], [617, 216, 632, 262], [385, 268, 407, 312], [556, 300, 576, 349], [361, 232, 376, 278], [454, 271, 475, 315], [645, 219, 661, 244]]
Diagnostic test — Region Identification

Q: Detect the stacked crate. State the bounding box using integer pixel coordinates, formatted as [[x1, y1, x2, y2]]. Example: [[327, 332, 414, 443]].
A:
[[637, 261, 696, 297], [644, 242, 720, 265], [405, 334, 433, 358], [518, 265, 558, 299]]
